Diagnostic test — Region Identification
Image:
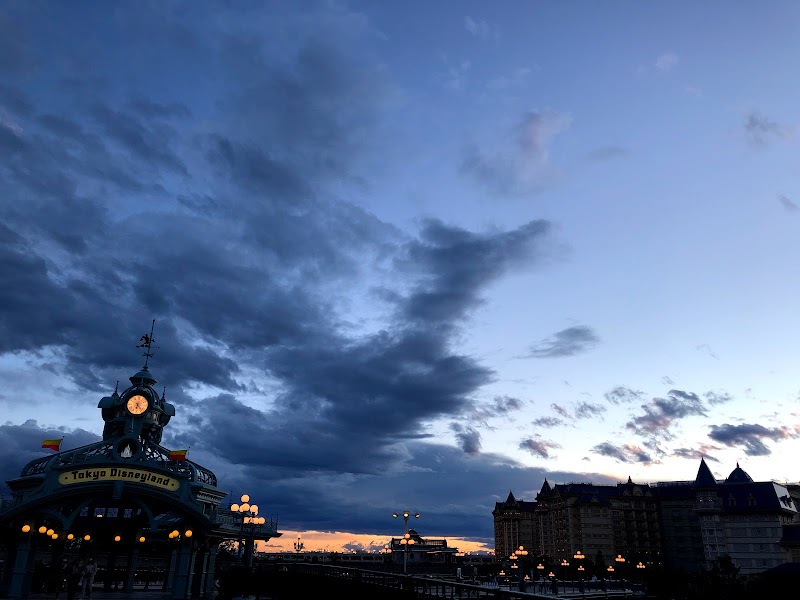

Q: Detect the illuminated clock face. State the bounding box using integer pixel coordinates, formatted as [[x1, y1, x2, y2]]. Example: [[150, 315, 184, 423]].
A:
[[126, 394, 149, 415]]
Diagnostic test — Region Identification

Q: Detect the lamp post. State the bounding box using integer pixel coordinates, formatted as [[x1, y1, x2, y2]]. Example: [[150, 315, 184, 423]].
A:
[[294, 535, 304, 553], [393, 511, 419, 574], [230, 494, 266, 567], [516, 545, 529, 591], [392, 510, 420, 534], [573, 550, 585, 591], [614, 554, 626, 591], [635, 561, 646, 590], [399, 533, 415, 575]]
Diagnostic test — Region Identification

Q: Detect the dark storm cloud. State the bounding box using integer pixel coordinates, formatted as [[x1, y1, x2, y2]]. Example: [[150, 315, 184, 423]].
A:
[[0, 2, 585, 540], [707, 423, 800, 457], [626, 389, 707, 440], [90, 104, 188, 176], [451, 424, 482, 455], [398, 219, 552, 326], [519, 435, 561, 459], [590, 442, 653, 464], [0, 420, 99, 490], [526, 325, 600, 358], [604, 385, 644, 405]]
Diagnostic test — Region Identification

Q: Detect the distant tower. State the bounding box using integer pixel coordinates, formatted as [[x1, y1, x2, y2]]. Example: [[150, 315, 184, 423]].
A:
[[98, 320, 175, 453]]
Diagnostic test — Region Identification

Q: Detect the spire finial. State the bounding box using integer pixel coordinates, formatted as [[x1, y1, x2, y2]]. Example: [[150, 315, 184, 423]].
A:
[[136, 319, 159, 368], [114, 381, 119, 394], [161, 386, 166, 401]]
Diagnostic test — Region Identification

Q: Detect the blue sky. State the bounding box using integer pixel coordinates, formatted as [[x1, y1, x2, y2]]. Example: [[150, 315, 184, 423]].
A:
[[1, 1, 800, 553]]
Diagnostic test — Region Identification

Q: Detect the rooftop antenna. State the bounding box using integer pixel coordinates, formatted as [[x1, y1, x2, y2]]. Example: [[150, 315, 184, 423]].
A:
[[136, 319, 159, 368]]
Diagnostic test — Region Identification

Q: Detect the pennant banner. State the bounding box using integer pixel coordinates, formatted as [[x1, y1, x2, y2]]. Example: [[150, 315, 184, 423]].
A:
[[42, 439, 62, 452], [168, 449, 188, 461]]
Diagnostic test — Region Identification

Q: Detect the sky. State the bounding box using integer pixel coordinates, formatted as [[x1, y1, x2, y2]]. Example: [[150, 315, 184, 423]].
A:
[[1, 0, 800, 555]]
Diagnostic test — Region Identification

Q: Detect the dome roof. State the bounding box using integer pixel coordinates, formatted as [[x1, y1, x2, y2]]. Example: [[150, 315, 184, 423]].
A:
[[725, 462, 753, 483], [129, 367, 157, 386]]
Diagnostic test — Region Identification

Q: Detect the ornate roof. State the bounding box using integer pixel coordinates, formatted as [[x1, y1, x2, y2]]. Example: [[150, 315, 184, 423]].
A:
[[725, 462, 753, 483]]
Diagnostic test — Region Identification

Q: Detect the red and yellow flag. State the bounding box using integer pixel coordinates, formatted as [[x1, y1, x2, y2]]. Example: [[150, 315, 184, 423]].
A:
[[41, 439, 62, 452], [168, 449, 188, 461]]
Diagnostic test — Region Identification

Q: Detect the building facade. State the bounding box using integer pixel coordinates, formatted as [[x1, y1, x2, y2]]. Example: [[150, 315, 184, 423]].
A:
[[493, 458, 800, 576]]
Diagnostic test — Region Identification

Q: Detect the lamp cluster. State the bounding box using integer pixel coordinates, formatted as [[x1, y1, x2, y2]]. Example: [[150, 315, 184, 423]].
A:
[[168, 529, 193, 539], [22, 524, 151, 543], [231, 494, 266, 525]]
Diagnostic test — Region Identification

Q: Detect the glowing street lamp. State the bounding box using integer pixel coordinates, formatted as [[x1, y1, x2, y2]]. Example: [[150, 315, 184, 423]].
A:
[[230, 494, 267, 566], [515, 546, 529, 591], [399, 533, 416, 575], [392, 510, 420, 534], [636, 561, 646, 584]]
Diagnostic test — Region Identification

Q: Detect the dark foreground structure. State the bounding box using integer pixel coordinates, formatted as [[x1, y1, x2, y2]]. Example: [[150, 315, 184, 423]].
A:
[[0, 327, 280, 599]]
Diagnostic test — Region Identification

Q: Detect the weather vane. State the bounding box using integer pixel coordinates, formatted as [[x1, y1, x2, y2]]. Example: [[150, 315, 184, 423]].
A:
[[136, 319, 159, 368]]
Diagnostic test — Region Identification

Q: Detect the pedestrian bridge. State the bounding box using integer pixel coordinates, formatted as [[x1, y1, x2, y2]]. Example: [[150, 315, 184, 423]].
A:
[[217, 563, 646, 600]]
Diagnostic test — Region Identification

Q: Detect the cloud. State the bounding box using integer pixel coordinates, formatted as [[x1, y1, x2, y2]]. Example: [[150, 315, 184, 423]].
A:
[[526, 325, 600, 358], [590, 442, 654, 464], [464, 16, 499, 40], [654, 52, 678, 71], [574, 401, 606, 420], [0, 3, 572, 541], [441, 59, 472, 91], [604, 386, 644, 405], [671, 446, 721, 462], [532, 416, 564, 428], [519, 435, 561, 459], [744, 111, 793, 146], [626, 389, 708, 441], [696, 344, 718, 359], [492, 395, 524, 413], [779, 194, 798, 212], [704, 390, 733, 406], [460, 109, 572, 197], [450, 423, 482, 455], [707, 423, 800, 456]]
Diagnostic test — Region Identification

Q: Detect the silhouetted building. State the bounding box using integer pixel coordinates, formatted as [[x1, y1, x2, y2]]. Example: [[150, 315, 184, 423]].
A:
[[494, 458, 800, 576], [492, 490, 537, 558]]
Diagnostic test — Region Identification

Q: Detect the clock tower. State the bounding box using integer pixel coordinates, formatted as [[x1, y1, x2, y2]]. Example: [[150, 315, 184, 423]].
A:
[[97, 321, 176, 456]]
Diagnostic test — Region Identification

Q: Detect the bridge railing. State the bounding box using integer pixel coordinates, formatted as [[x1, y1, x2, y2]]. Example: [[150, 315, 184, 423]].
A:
[[268, 562, 575, 599]]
